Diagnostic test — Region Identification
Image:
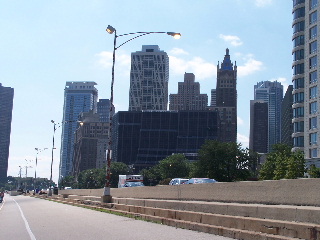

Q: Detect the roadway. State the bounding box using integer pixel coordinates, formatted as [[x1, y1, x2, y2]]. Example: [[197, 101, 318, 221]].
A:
[[0, 194, 233, 240]]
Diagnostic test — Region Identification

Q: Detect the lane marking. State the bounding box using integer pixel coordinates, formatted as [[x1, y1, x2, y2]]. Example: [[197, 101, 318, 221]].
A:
[[0, 198, 4, 211], [12, 197, 37, 240]]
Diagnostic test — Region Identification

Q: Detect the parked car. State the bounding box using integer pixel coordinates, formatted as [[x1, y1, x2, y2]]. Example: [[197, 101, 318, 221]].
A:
[[184, 178, 217, 184], [169, 178, 189, 185], [123, 182, 145, 187]]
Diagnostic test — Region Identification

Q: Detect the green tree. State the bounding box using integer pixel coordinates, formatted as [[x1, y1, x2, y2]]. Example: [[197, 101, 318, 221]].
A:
[[195, 140, 256, 182], [158, 154, 190, 180], [308, 165, 320, 178], [78, 168, 105, 189], [139, 166, 162, 186], [259, 144, 305, 180], [109, 162, 129, 188]]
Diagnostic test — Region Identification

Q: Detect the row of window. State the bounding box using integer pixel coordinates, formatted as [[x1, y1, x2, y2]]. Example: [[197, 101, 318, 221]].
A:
[[293, 0, 304, 8], [293, 117, 317, 132]]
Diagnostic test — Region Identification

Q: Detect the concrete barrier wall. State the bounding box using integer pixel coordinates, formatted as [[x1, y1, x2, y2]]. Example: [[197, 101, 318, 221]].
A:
[[59, 178, 320, 206]]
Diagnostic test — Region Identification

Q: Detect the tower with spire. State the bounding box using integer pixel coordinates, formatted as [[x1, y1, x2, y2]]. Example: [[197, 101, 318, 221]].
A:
[[214, 48, 237, 142]]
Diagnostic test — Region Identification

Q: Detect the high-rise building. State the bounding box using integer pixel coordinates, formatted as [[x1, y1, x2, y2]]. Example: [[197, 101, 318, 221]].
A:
[[249, 100, 268, 153], [97, 99, 113, 123], [292, 0, 320, 167], [72, 110, 109, 178], [129, 45, 169, 111], [0, 83, 14, 181], [254, 81, 283, 152], [169, 73, 208, 110], [59, 81, 98, 179], [112, 110, 219, 170], [281, 85, 294, 147], [211, 48, 237, 143], [210, 89, 216, 107]]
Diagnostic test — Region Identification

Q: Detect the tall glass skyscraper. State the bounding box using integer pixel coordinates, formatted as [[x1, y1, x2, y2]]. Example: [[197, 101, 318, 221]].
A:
[[292, 0, 320, 166], [59, 81, 98, 179], [0, 83, 14, 181], [129, 45, 169, 111], [254, 81, 283, 152]]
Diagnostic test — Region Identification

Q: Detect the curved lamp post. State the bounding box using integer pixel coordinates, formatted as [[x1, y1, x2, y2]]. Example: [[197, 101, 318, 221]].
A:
[[34, 147, 48, 194], [103, 25, 181, 197]]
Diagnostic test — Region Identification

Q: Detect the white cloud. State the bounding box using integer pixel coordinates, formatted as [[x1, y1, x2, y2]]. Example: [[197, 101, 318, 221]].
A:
[[254, 0, 273, 7], [169, 55, 216, 80], [237, 54, 264, 77], [95, 50, 131, 78], [238, 133, 249, 148], [169, 48, 189, 56], [219, 34, 243, 47]]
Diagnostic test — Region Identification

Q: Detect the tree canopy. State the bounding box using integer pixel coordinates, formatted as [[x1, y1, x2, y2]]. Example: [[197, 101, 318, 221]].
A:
[[259, 144, 305, 180], [194, 140, 258, 182]]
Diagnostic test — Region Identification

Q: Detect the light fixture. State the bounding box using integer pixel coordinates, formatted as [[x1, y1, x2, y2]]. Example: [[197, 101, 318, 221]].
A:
[[106, 25, 116, 34], [167, 32, 181, 39]]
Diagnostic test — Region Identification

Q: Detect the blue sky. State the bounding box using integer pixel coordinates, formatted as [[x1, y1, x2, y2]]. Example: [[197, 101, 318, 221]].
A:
[[0, 0, 293, 183]]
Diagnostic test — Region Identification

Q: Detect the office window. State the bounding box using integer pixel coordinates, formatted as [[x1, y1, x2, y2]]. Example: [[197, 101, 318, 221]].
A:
[[310, 56, 317, 68], [293, 78, 305, 89], [310, 41, 317, 54], [294, 136, 304, 147], [293, 21, 305, 34], [310, 0, 318, 10], [310, 132, 317, 145], [293, 35, 305, 47], [310, 148, 317, 158], [310, 101, 318, 114], [293, 63, 304, 75], [310, 86, 318, 99], [310, 11, 317, 24], [310, 71, 318, 83], [294, 121, 304, 132], [293, 107, 304, 118], [310, 25, 317, 39], [310, 116, 317, 129], [293, 49, 304, 61], [294, 92, 304, 103]]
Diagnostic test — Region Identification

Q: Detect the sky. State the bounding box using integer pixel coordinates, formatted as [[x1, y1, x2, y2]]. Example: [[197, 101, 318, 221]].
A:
[[0, 0, 293, 184]]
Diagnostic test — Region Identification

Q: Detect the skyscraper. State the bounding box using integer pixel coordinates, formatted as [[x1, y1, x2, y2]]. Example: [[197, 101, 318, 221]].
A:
[[254, 81, 283, 152], [72, 110, 109, 178], [213, 49, 237, 143], [97, 99, 113, 123], [281, 85, 294, 147], [0, 83, 14, 181], [169, 73, 208, 110], [291, 0, 320, 167], [129, 45, 169, 111], [249, 100, 268, 153], [59, 81, 98, 179]]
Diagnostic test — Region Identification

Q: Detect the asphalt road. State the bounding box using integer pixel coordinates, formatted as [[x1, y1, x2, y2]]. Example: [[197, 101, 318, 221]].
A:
[[0, 194, 233, 240]]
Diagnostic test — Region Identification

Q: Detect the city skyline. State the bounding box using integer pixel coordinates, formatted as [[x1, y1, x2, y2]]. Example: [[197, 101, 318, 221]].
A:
[[0, 1, 293, 183]]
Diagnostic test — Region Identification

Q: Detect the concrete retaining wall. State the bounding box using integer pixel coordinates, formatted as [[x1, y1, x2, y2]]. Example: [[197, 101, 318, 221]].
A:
[[59, 178, 320, 206]]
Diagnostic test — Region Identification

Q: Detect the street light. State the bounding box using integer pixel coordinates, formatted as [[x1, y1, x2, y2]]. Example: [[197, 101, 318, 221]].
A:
[[103, 25, 181, 198], [48, 120, 78, 196], [34, 147, 48, 194]]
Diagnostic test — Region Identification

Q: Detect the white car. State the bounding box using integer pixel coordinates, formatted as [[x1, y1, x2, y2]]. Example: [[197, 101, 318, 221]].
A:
[[169, 178, 189, 185]]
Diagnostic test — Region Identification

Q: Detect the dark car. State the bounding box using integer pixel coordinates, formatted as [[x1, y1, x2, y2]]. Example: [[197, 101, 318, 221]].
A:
[[123, 182, 145, 187], [184, 178, 217, 184]]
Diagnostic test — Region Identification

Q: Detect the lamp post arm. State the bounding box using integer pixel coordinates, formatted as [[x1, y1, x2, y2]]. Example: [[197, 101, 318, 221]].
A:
[[116, 32, 161, 49]]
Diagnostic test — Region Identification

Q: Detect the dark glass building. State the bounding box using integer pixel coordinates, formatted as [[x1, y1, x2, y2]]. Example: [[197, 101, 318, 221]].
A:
[[112, 110, 219, 170], [281, 85, 293, 147], [249, 100, 268, 153], [0, 83, 14, 181]]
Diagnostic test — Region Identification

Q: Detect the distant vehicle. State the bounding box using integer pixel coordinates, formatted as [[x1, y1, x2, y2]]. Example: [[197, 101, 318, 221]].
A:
[[184, 178, 217, 184], [169, 178, 189, 185], [64, 187, 72, 190], [118, 175, 143, 188], [123, 182, 145, 187]]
